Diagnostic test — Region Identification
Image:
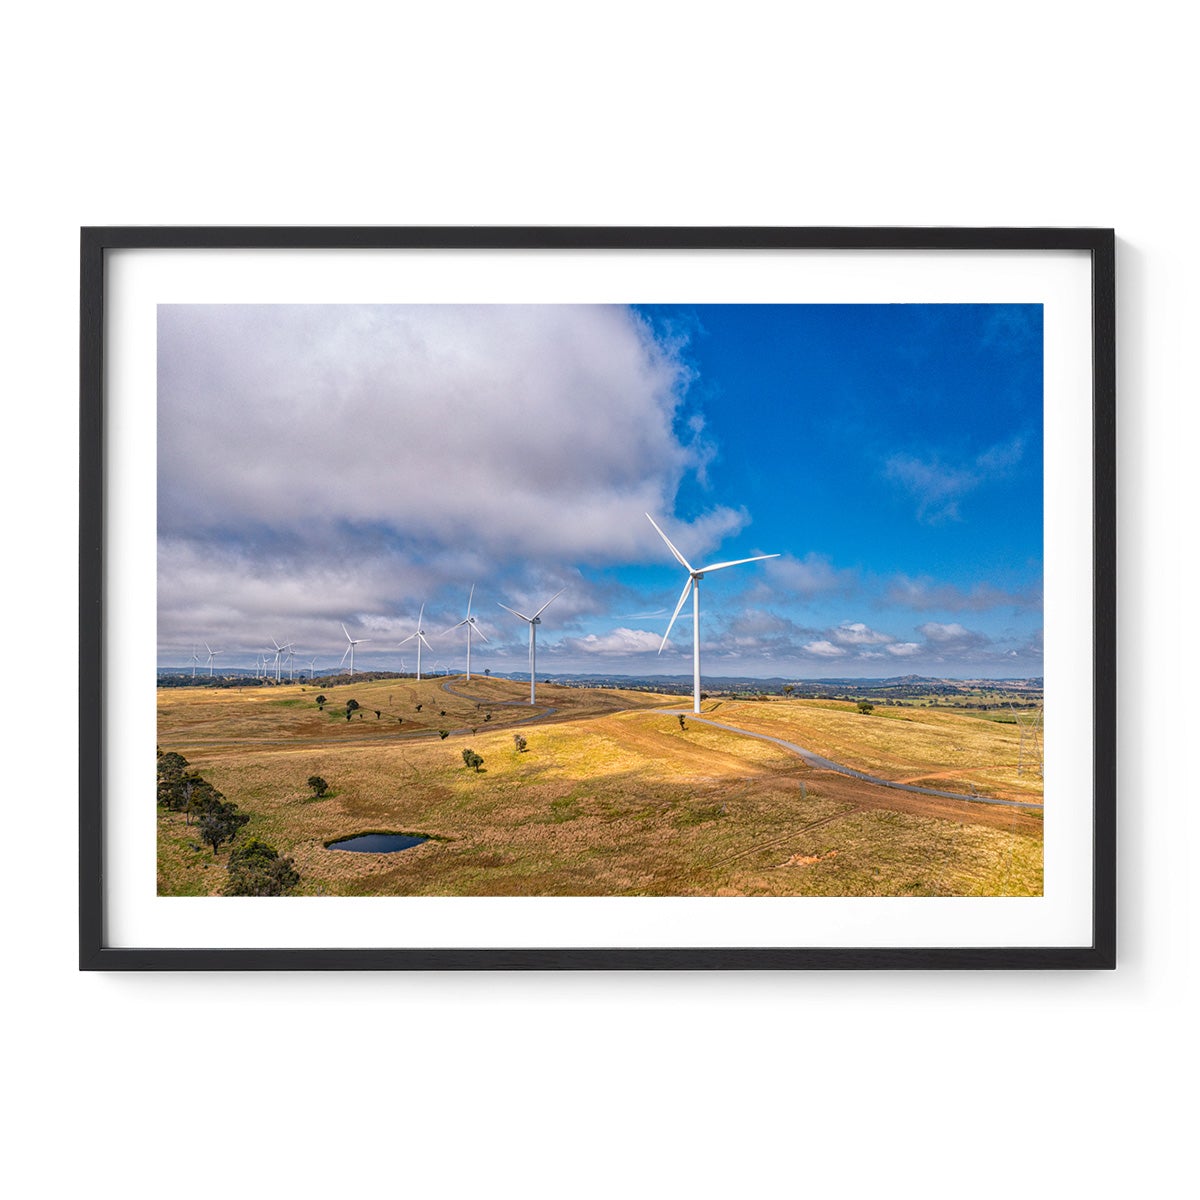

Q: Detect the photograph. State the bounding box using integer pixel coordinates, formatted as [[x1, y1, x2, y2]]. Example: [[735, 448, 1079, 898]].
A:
[[154, 300, 1047, 901]]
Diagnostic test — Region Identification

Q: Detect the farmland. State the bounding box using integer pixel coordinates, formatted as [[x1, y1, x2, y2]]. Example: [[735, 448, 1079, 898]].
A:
[[157, 677, 1043, 898]]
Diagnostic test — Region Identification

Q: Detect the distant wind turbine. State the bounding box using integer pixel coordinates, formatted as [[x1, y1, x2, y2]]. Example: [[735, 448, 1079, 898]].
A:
[[308, 657, 318, 681], [190, 644, 200, 680], [443, 585, 488, 680], [498, 587, 566, 704], [341, 623, 369, 677], [204, 641, 220, 678], [646, 513, 780, 714], [397, 603, 434, 681], [270, 638, 289, 682]]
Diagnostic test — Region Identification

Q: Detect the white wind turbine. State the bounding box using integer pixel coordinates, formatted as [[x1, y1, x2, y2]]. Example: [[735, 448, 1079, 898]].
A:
[[498, 587, 566, 704], [397, 603, 434, 681], [646, 513, 780, 714], [190, 644, 200, 680], [308, 657, 318, 681], [341, 623, 369, 677], [204, 641, 221, 677], [443, 585, 488, 680], [270, 638, 288, 682]]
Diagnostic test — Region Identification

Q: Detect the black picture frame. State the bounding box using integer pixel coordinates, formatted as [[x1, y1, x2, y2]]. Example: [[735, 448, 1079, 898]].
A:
[[80, 226, 1115, 970]]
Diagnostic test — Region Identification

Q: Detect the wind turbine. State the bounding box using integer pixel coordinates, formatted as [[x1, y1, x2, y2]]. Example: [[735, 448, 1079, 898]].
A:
[[286, 642, 297, 681], [190, 645, 200, 680], [341, 623, 369, 677], [308, 657, 318, 681], [498, 587, 566, 704], [397, 603, 434, 680], [443, 586, 488, 679], [646, 513, 780, 714], [204, 641, 220, 677], [270, 638, 288, 682]]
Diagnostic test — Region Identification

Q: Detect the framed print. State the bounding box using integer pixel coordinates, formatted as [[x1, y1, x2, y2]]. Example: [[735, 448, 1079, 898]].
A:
[[79, 226, 1115, 969]]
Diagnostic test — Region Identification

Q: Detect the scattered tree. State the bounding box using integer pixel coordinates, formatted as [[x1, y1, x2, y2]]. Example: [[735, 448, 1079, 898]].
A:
[[416, 704, 423, 713], [438, 730, 449, 739], [197, 800, 250, 856], [484, 712, 492, 722], [857, 700, 875, 715], [223, 838, 300, 896], [346, 698, 360, 713], [374, 710, 381, 719], [307, 775, 329, 799], [315, 694, 327, 710], [513, 734, 527, 753], [678, 714, 687, 730], [461, 748, 484, 772], [440, 710, 446, 717], [782, 684, 795, 698], [484, 669, 491, 677]]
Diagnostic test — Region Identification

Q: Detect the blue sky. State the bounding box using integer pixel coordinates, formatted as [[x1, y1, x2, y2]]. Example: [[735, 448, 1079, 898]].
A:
[[158, 303, 1042, 679]]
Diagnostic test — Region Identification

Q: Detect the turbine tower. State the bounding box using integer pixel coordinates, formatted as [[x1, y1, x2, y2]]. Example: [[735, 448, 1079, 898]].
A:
[[270, 638, 287, 682], [190, 645, 200, 680], [646, 513, 780, 715], [341, 623, 369, 677], [204, 641, 220, 677], [397, 603, 434, 680], [498, 587, 566, 704], [443, 585, 489, 680], [308, 657, 318, 681]]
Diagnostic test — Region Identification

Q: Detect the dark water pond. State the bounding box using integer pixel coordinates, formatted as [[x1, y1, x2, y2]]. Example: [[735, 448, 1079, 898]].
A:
[[327, 833, 428, 854]]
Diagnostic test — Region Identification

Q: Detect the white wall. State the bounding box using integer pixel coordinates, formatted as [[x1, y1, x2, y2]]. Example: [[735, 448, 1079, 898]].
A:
[[2, 3, 1192, 1195]]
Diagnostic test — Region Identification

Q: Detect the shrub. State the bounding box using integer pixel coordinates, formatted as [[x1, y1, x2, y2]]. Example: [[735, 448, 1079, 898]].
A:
[[513, 734, 527, 752], [857, 700, 875, 715], [461, 748, 484, 772], [307, 775, 329, 798], [223, 838, 300, 896]]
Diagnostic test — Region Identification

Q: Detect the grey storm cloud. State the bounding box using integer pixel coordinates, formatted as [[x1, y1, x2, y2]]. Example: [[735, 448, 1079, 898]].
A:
[[157, 304, 742, 654]]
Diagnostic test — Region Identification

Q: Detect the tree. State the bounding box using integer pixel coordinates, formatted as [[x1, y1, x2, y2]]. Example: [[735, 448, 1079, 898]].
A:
[[439, 730, 449, 739], [857, 700, 875, 714], [783, 684, 795, 698], [315, 694, 327, 710], [678, 714, 687, 730], [415, 704, 423, 713], [440, 710, 446, 717], [461, 748, 484, 772], [374, 710, 381, 719], [484, 712, 492, 722], [223, 838, 300, 896], [484, 669, 491, 677], [513, 734, 527, 753], [307, 775, 329, 798], [346, 698, 360, 713], [197, 800, 250, 855]]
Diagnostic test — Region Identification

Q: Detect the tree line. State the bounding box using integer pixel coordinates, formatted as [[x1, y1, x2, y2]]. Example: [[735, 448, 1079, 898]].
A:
[[157, 749, 299, 896]]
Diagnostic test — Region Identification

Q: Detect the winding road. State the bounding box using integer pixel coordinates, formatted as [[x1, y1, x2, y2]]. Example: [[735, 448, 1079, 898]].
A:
[[658, 711, 1044, 811]]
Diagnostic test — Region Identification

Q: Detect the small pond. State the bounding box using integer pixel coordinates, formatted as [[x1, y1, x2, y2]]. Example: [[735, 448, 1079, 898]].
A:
[[326, 833, 428, 854]]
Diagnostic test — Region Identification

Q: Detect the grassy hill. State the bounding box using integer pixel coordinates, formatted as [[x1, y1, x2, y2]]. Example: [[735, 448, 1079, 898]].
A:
[[157, 678, 1043, 898]]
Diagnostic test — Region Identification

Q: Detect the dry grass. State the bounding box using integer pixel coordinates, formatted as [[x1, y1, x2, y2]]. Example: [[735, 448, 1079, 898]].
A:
[[157, 680, 1043, 898], [702, 698, 1044, 802]]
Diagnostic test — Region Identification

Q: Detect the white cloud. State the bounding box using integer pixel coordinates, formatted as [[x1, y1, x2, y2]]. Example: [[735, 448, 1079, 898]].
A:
[[556, 628, 668, 656], [886, 642, 922, 657], [883, 437, 1025, 523], [832, 621, 893, 646], [803, 640, 846, 657]]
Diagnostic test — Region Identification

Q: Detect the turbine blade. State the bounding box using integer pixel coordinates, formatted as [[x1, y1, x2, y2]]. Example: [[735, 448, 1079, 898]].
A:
[[340, 645, 351, 666], [531, 586, 567, 620], [473, 625, 490, 643], [442, 619, 469, 634], [697, 553, 782, 573], [467, 583, 475, 619], [419, 633, 434, 651], [341, 623, 352, 642], [398, 632, 418, 646], [659, 577, 693, 653], [497, 602, 531, 622], [417, 603, 425, 628], [645, 513, 694, 573]]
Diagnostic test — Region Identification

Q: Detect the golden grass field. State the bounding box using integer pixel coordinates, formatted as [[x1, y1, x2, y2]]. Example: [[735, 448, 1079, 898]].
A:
[[157, 677, 1043, 898]]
